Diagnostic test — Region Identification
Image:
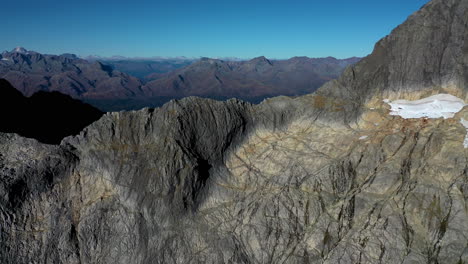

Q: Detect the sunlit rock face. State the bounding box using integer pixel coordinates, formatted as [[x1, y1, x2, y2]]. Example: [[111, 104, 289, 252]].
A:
[[316, 0, 468, 121], [1, 0, 468, 263]]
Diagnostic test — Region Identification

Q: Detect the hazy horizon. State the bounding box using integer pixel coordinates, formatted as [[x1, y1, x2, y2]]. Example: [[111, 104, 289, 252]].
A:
[[2, 0, 429, 59], [3, 46, 364, 61]]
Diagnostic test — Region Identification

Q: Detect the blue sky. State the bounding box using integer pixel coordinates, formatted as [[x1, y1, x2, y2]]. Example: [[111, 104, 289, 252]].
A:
[[1, 0, 430, 59]]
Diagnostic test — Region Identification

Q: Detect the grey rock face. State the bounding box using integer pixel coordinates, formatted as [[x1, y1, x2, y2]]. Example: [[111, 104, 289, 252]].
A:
[[1, 0, 468, 263], [317, 0, 468, 120], [0, 134, 81, 263]]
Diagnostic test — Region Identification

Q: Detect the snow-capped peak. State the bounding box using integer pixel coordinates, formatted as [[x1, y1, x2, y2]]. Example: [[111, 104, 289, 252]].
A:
[[12, 47, 28, 54]]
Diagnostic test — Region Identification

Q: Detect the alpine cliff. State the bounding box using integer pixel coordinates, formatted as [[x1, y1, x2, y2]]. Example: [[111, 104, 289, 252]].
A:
[[1, 0, 468, 263]]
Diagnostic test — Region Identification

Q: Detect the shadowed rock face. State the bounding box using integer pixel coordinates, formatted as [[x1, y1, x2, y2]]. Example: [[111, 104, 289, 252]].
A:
[[1, 0, 468, 263], [0, 79, 103, 144]]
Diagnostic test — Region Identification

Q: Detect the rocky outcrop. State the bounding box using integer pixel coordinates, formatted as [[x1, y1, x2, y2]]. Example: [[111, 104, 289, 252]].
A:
[[317, 0, 468, 120], [1, 0, 468, 263]]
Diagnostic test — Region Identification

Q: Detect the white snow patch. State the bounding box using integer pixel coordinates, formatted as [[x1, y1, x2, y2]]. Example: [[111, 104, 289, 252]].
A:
[[359, 136, 368, 140], [384, 94, 466, 119], [460, 118, 468, 148], [1, 58, 9, 61], [13, 47, 27, 53]]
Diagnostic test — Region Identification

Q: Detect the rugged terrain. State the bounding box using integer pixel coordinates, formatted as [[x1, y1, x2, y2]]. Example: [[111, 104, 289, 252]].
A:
[[0, 48, 143, 100], [92, 58, 195, 79], [143, 56, 360, 98], [0, 48, 358, 111], [1, 0, 468, 263]]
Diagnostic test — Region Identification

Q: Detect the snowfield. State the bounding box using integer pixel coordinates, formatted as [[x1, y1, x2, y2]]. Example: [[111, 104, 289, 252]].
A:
[[384, 94, 466, 119], [384, 94, 468, 148]]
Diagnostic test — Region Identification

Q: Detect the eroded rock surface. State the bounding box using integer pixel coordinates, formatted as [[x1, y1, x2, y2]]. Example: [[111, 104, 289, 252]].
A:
[[1, 0, 468, 263]]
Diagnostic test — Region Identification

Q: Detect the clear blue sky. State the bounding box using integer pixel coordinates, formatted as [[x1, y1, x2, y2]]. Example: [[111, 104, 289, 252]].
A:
[[1, 0, 430, 59]]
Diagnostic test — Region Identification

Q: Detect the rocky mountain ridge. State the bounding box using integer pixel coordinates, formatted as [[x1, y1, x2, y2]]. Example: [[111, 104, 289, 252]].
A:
[[0, 47, 359, 111], [97, 58, 195, 79], [1, 0, 468, 263], [143, 56, 360, 98], [0, 47, 143, 99]]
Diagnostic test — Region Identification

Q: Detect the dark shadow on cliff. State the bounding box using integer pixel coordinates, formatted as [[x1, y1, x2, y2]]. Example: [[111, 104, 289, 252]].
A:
[[0, 79, 104, 144]]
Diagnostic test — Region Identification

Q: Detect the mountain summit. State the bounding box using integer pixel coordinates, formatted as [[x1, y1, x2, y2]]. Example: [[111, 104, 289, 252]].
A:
[[0, 49, 143, 101], [317, 0, 468, 120], [11, 46, 28, 54], [1, 0, 468, 263]]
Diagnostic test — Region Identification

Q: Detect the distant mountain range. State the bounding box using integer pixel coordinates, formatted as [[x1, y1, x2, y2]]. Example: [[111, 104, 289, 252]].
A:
[[0, 47, 360, 111], [96, 59, 196, 79], [0, 47, 143, 99], [143, 56, 361, 98]]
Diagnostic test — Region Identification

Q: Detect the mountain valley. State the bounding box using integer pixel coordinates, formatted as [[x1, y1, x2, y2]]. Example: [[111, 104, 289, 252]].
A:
[[0, 48, 359, 111]]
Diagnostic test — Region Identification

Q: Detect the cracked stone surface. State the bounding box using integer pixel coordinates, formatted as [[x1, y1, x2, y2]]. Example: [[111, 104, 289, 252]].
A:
[[1, 0, 468, 263]]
